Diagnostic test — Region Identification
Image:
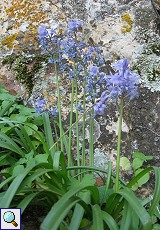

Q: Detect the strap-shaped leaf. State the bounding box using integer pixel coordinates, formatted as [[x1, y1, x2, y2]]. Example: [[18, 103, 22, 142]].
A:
[[0, 132, 25, 157], [0, 162, 36, 207], [41, 197, 80, 230], [41, 185, 99, 230], [92, 204, 104, 230], [149, 167, 160, 216], [117, 187, 152, 230], [69, 191, 91, 230], [120, 200, 131, 230], [102, 210, 119, 230]]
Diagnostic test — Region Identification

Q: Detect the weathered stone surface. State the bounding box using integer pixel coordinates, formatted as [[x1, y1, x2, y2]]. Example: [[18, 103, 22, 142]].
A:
[[0, 0, 160, 173]]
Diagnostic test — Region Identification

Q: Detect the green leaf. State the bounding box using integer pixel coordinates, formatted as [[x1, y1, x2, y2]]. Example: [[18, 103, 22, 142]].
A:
[[117, 187, 152, 230], [131, 183, 139, 191], [41, 197, 81, 230], [0, 162, 36, 208], [0, 176, 15, 190], [18, 125, 37, 154], [1, 126, 13, 133], [120, 157, 131, 170], [18, 106, 35, 115], [37, 182, 64, 196], [132, 151, 153, 161], [120, 200, 131, 230], [135, 168, 150, 187], [149, 167, 160, 216], [35, 154, 49, 164], [132, 158, 144, 170], [0, 92, 15, 101], [43, 113, 56, 153], [132, 151, 146, 159], [0, 100, 16, 117], [17, 168, 55, 192], [51, 151, 66, 171], [127, 167, 153, 188], [81, 174, 96, 186], [41, 185, 99, 230], [80, 218, 90, 228], [130, 209, 139, 229], [23, 124, 38, 136], [152, 224, 160, 230], [92, 204, 104, 230], [69, 191, 91, 230], [10, 114, 27, 122], [12, 165, 25, 176], [0, 132, 25, 157], [68, 175, 96, 190], [102, 211, 119, 230]]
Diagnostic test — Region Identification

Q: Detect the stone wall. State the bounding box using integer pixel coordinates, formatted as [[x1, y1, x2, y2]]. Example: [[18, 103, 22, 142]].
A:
[[0, 0, 160, 170]]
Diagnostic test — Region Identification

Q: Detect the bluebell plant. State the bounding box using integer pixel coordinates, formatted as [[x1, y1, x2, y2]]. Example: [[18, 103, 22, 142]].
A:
[[37, 20, 140, 180], [37, 19, 107, 167]]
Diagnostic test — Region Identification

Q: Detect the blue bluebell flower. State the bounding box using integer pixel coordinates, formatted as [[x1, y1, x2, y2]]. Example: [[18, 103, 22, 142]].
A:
[[76, 103, 84, 113], [112, 58, 128, 73], [94, 101, 106, 116], [38, 25, 48, 39], [35, 97, 46, 114], [48, 108, 58, 117], [89, 66, 99, 76], [68, 20, 83, 32], [94, 59, 140, 116], [107, 59, 140, 101], [35, 97, 45, 108]]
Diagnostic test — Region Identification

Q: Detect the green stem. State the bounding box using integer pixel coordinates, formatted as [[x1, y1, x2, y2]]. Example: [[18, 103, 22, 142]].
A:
[[49, 105, 91, 152], [68, 79, 75, 167], [75, 80, 80, 167], [66, 165, 126, 185], [115, 98, 123, 192], [82, 80, 86, 166], [55, 64, 64, 152], [53, 122, 59, 150], [89, 107, 94, 167]]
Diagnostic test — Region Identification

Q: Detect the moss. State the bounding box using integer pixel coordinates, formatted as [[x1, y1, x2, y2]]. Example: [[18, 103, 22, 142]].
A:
[[147, 68, 160, 82], [2, 53, 49, 96], [2, 53, 18, 66], [150, 43, 160, 55], [132, 64, 160, 83]]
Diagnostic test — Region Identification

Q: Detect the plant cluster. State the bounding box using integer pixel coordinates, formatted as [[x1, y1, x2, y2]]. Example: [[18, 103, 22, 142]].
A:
[[0, 19, 159, 230]]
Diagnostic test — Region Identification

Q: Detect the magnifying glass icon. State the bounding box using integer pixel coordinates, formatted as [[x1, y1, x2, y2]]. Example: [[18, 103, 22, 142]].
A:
[[3, 211, 18, 227]]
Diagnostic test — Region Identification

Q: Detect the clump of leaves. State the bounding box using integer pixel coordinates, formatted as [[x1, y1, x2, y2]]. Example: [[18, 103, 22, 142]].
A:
[[120, 151, 154, 190], [0, 104, 159, 229]]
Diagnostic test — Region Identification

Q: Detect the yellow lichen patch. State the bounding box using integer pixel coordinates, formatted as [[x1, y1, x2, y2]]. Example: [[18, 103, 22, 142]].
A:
[[2, 0, 52, 51], [121, 25, 132, 34], [1, 0, 66, 52], [121, 13, 133, 34], [121, 13, 133, 26], [1, 34, 18, 49]]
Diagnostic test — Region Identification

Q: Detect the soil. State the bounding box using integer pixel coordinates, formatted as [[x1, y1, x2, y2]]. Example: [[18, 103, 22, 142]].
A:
[[22, 206, 49, 230]]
